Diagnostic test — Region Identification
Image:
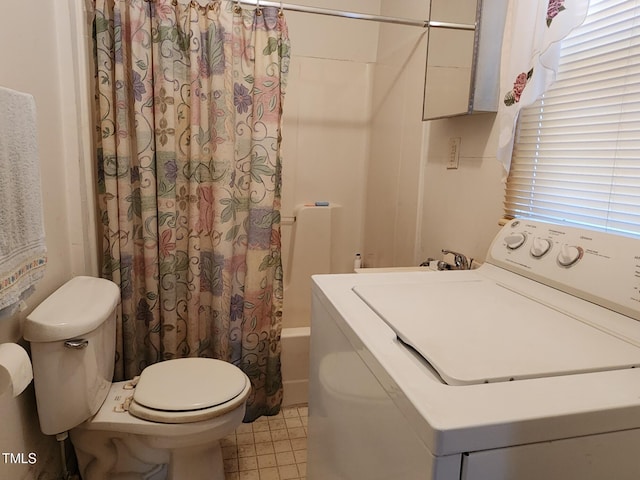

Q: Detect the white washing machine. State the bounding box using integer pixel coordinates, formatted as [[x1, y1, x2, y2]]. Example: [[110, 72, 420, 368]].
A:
[[308, 219, 640, 479]]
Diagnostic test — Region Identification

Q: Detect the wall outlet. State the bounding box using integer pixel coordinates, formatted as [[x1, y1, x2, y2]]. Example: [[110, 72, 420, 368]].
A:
[[447, 137, 461, 169]]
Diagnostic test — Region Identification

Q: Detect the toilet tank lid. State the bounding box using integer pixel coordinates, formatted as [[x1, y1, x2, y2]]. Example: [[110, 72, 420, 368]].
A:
[[23, 276, 120, 343]]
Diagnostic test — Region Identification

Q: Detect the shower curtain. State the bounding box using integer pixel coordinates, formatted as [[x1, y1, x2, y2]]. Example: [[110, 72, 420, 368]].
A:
[[94, 0, 289, 421]]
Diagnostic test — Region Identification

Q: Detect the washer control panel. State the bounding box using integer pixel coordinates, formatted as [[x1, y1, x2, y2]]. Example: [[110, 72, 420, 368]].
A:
[[487, 219, 640, 320]]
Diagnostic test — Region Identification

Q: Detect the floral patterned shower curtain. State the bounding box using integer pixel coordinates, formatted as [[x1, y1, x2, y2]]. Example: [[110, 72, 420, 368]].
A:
[[94, 0, 289, 421]]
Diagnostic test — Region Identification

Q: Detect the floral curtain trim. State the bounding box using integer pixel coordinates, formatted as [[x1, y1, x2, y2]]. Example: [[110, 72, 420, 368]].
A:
[[547, 0, 566, 26], [497, 0, 589, 176], [503, 68, 533, 106], [94, 0, 290, 422]]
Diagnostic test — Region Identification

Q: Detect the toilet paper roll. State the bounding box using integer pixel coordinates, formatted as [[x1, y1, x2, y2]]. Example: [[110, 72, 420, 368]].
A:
[[0, 343, 33, 397]]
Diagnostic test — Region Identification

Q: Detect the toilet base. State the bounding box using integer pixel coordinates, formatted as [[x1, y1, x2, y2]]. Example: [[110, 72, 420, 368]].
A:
[[71, 428, 228, 480], [68, 381, 246, 480]]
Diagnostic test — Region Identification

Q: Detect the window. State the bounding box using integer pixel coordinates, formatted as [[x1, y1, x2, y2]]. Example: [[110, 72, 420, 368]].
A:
[[505, 0, 640, 238]]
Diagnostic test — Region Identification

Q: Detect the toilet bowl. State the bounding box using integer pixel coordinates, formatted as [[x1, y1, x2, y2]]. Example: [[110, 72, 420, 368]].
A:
[[23, 276, 250, 480], [71, 360, 251, 480]]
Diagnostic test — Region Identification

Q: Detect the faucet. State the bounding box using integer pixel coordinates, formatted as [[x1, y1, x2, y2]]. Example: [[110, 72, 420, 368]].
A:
[[420, 258, 451, 270], [441, 249, 470, 270]]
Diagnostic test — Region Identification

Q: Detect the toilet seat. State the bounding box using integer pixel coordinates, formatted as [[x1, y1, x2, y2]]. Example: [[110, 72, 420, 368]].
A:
[[128, 358, 252, 424]]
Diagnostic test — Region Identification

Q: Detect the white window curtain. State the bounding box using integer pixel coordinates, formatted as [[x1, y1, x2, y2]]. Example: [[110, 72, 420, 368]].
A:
[[505, 0, 640, 238], [497, 0, 590, 174]]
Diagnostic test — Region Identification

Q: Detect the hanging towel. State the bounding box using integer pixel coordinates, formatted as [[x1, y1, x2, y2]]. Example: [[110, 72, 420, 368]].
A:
[[0, 86, 47, 312]]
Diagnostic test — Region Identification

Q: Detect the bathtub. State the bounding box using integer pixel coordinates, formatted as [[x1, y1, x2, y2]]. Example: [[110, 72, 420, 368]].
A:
[[280, 204, 341, 406], [281, 326, 311, 406]]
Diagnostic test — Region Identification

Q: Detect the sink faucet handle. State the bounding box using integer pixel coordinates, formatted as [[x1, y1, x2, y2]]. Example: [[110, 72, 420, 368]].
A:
[[441, 249, 470, 270]]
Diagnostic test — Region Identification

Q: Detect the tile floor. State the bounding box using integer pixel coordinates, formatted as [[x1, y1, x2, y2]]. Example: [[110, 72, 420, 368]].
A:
[[222, 404, 308, 480]]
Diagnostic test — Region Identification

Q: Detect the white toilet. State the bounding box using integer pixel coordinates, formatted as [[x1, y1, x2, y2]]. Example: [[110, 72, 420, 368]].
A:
[[23, 276, 251, 480]]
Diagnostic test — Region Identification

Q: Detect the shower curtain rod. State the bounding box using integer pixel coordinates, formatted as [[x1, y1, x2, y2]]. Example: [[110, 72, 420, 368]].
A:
[[237, 0, 476, 31]]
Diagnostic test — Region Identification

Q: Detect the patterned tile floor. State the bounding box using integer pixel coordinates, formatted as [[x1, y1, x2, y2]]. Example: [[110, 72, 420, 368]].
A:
[[222, 404, 308, 480]]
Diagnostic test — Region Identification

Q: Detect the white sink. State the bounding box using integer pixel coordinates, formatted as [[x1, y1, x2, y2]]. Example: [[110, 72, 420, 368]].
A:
[[355, 266, 433, 274]]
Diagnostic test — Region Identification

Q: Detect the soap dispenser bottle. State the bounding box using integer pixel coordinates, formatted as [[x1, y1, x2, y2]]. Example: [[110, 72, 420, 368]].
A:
[[354, 253, 362, 271]]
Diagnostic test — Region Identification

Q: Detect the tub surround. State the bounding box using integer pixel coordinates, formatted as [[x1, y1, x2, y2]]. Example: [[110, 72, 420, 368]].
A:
[[281, 327, 311, 407], [281, 205, 339, 406]]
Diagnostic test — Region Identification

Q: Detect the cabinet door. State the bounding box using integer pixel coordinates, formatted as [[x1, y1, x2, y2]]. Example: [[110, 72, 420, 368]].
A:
[[423, 0, 478, 119], [422, 0, 507, 120]]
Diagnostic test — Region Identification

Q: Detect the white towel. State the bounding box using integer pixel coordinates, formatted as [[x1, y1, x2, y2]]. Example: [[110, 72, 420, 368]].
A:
[[0, 86, 47, 311]]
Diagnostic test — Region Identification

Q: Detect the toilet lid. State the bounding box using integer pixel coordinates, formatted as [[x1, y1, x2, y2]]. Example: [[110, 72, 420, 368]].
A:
[[133, 358, 247, 412]]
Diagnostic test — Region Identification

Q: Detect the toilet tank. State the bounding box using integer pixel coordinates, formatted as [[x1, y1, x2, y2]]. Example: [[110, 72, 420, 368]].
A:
[[23, 276, 120, 435]]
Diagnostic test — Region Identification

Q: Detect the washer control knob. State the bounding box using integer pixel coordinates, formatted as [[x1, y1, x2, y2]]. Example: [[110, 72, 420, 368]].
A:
[[505, 232, 526, 250], [530, 238, 551, 258], [557, 245, 582, 267]]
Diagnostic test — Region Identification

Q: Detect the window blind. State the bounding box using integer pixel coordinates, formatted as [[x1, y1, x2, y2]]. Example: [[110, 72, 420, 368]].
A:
[[505, 0, 640, 238]]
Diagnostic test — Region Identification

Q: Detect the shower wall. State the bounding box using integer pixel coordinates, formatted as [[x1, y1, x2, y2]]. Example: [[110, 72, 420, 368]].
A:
[[281, 0, 381, 275], [278, 0, 381, 406]]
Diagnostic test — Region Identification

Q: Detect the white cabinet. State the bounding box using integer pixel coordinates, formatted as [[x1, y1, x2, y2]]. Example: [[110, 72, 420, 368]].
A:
[[423, 0, 508, 119]]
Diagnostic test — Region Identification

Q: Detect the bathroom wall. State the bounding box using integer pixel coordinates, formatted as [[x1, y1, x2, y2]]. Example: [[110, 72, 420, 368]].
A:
[[364, 0, 505, 268], [418, 115, 505, 265], [0, 0, 96, 478], [281, 0, 380, 274], [417, 0, 506, 264]]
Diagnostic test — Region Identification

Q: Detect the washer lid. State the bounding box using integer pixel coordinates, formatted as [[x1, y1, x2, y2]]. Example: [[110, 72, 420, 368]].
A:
[[354, 280, 640, 386], [133, 358, 247, 411]]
